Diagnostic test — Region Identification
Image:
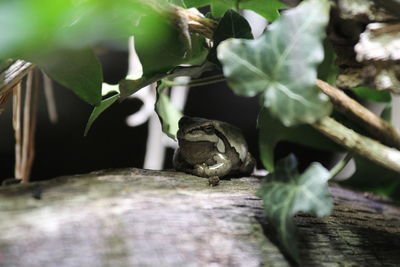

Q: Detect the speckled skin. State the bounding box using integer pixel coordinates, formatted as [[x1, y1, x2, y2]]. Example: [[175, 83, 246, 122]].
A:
[[173, 117, 255, 178]]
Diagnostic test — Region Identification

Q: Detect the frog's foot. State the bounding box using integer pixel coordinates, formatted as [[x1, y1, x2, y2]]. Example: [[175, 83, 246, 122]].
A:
[[1, 178, 21, 186], [192, 163, 207, 177], [208, 176, 220, 187]]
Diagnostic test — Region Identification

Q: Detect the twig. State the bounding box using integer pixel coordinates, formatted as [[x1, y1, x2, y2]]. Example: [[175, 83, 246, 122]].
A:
[[316, 79, 400, 150], [0, 89, 12, 114], [43, 72, 58, 123], [174, 6, 217, 39], [20, 72, 33, 183], [0, 60, 34, 97], [25, 71, 40, 181], [12, 82, 22, 180], [312, 117, 400, 174], [329, 153, 353, 179]]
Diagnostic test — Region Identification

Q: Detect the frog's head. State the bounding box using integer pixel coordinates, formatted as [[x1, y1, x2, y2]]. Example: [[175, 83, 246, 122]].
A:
[[177, 116, 249, 163], [177, 116, 220, 143]]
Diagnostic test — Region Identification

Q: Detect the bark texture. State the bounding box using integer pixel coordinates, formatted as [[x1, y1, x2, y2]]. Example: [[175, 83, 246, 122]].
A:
[[0, 168, 400, 266]]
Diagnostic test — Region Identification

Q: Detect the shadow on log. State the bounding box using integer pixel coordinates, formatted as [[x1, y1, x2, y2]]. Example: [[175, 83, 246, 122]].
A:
[[0, 168, 399, 266]]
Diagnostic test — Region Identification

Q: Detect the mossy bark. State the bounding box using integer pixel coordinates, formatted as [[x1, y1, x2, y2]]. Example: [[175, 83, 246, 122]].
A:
[[0, 168, 399, 266]]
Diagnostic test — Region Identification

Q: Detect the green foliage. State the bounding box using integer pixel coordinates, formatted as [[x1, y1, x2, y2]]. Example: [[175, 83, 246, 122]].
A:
[[0, 0, 176, 106], [0, 0, 171, 58], [182, 0, 286, 21], [342, 156, 400, 200], [351, 87, 392, 103], [209, 9, 253, 65], [218, 0, 332, 126], [155, 84, 183, 138], [84, 93, 120, 136], [258, 108, 342, 171], [317, 39, 338, 84], [257, 155, 333, 262], [34, 49, 102, 106]]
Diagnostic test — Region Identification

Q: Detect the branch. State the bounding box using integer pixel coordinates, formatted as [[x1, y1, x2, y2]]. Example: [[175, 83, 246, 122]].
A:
[[372, 0, 400, 16], [174, 6, 217, 39], [0, 60, 34, 97], [312, 117, 400, 174], [316, 79, 400, 150]]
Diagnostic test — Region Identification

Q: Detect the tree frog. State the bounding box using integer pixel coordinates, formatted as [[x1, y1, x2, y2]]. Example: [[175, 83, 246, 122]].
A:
[[173, 116, 255, 181]]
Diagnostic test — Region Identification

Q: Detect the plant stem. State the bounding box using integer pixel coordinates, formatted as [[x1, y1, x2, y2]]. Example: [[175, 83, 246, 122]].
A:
[[329, 153, 353, 180], [164, 74, 225, 88], [316, 79, 400, 150], [312, 117, 400, 174]]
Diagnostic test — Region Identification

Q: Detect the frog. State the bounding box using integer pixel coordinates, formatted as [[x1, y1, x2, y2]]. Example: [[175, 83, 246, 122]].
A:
[[173, 116, 255, 180]]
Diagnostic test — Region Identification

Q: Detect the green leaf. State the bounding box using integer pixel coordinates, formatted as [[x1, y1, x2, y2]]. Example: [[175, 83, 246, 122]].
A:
[[0, 59, 13, 73], [209, 9, 253, 65], [123, 26, 208, 99], [341, 156, 400, 200], [258, 108, 342, 171], [164, 0, 187, 7], [351, 87, 392, 103], [0, 0, 173, 59], [119, 74, 165, 98], [381, 102, 392, 122], [155, 84, 183, 139], [218, 0, 332, 126], [257, 155, 333, 261], [119, 62, 215, 98], [84, 92, 120, 136], [317, 38, 338, 85], [240, 0, 286, 22], [35, 48, 102, 106], [183, 0, 285, 21]]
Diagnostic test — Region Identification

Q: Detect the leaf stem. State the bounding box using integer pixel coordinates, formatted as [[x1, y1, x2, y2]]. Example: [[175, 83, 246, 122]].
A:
[[329, 153, 353, 179], [163, 74, 225, 88]]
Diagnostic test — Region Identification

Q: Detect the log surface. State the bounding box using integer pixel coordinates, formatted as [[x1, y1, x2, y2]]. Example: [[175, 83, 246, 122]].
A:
[[0, 168, 399, 266]]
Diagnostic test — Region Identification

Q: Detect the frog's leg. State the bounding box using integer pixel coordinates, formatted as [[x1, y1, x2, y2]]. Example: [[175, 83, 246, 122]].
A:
[[193, 153, 232, 178], [173, 149, 191, 172], [239, 152, 256, 175]]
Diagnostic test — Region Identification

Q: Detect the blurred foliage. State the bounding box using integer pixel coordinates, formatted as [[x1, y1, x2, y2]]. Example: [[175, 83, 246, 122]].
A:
[[257, 154, 332, 261]]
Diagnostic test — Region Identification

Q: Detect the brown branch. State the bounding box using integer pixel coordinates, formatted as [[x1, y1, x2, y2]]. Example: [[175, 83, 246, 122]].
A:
[[312, 117, 400, 174], [316, 79, 400, 150], [20, 72, 33, 183], [0, 60, 34, 97], [174, 6, 217, 39], [43, 72, 58, 123], [12, 82, 22, 180]]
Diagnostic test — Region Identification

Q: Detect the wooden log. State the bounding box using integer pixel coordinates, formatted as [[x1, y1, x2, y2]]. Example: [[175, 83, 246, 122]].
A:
[[0, 168, 399, 266]]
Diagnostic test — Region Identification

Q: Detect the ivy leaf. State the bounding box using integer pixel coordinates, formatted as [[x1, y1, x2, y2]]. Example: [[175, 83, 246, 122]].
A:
[[135, 27, 208, 78], [258, 108, 342, 171], [209, 9, 253, 65], [155, 83, 183, 139], [218, 0, 332, 126], [35, 48, 102, 106], [257, 155, 333, 262], [84, 92, 120, 136], [351, 86, 392, 103], [341, 156, 400, 200], [240, 0, 286, 22], [183, 0, 285, 21]]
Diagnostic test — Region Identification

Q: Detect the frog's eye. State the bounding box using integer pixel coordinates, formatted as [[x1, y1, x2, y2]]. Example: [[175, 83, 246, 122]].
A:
[[203, 125, 214, 134]]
